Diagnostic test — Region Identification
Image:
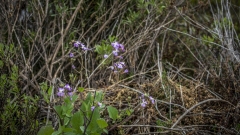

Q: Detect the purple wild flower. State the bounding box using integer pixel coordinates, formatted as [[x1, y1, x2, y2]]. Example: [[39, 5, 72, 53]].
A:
[[81, 46, 90, 51], [117, 56, 123, 59], [109, 66, 114, 70], [115, 62, 125, 69], [91, 106, 95, 111], [140, 94, 145, 99], [68, 92, 73, 96], [124, 69, 129, 73], [104, 54, 109, 59], [141, 102, 147, 108], [118, 43, 125, 52], [79, 43, 91, 51], [57, 88, 65, 97], [116, 63, 123, 69], [149, 96, 155, 104], [74, 41, 90, 51], [111, 42, 120, 50], [68, 92, 74, 100], [120, 62, 126, 68], [111, 42, 125, 52], [98, 102, 102, 107], [72, 65, 76, 69], [69, 53, 74, 58], [80, 42, 85, 47], [64, 84, 72, 91], [73, 41, 81, 48], [112, 50, 119, 56], [141, 99, 147, 108]]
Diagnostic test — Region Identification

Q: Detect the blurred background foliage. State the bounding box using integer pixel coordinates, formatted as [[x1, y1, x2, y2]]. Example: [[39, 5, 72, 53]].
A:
[[0, 0, 240, 134]]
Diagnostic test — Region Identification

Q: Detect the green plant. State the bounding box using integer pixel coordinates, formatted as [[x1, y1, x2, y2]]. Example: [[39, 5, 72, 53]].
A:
[[95, 36, 117, 66], [38, 87, 119, 135], [0, 43, 39, 134], [156, 119, 167, 132], [37, 38, 128, 135]]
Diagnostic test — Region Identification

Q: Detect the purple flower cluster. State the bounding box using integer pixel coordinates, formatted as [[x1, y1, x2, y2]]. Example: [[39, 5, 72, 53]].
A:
[[141, 98, 148, 108], [57, 84, 73, 97], [70, 41, 91, 68], [140, 95, 155, 108], [111, 42, 125, 52], [114, 62, 125, 69], [111, 42, 124, 56], [57, 88, 65, 97], [69, 41, 90, 57], [109, 62, 128, 73], [73, 41, 90, 51], [106, 41, 128, 74]]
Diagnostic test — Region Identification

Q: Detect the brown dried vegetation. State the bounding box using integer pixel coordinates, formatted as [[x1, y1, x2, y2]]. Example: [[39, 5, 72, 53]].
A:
[[1, 0, 240, 134]]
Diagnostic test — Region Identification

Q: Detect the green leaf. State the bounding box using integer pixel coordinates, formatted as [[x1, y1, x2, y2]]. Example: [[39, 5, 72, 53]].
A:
[[95, 45, 101, 54], [54, 105, 63, 119], [64, 117, 70, 126], [88, 108, 100, 131], [78, 87, 84, 92], [90, 133, 100, 135], [62, 127, 75, 132], [40, 82, 48, 91], [52, 130, 62, 135], [71, 94, 78, 102], [96, 118, 108, 128], [71, 111, 84, 132], [64, 97, 72, 104], [103, 129, 108, 134], [107, 106, 118, 121], [80, 102, 89, 112], [85, 93, 92, 103], [62, 104, 73, 117], [37, 125, 54, 135], [48, 86, 53, 95], [80, 126, 85, 132], [41, 91, 49, 104], [95, 91, 103, 102], [126, 109, 133, 116], [64, 132, 77, 135]]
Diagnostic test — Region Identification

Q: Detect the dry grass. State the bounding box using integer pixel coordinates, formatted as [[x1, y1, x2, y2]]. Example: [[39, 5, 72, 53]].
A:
[[1, 0, 240, 134]]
